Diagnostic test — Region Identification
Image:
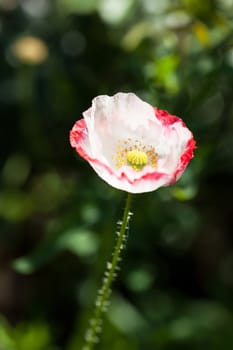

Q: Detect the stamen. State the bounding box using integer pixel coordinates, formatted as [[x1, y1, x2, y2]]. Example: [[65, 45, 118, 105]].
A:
[[113, 138, 158, 171]]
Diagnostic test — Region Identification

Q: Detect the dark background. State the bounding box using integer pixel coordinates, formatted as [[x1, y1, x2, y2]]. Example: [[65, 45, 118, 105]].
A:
[[0, 0, 233, 349]]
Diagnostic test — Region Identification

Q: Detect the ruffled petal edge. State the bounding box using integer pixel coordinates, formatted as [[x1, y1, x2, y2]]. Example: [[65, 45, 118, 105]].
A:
[[70, 115, 196, 193]]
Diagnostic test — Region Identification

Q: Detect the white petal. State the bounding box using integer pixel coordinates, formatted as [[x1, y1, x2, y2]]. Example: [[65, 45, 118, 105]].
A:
[[155, 121, 193, 173], [83, 92, 157, 130], [71, 92, 196, 193], [88, 160, 170, 194], [83, 93, 163, 168]]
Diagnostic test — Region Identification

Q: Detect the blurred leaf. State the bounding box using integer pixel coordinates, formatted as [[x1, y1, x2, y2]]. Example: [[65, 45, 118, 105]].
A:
[[164, 10, 192, 29], [108, 294, 148, 334], [2, 154, 31, 187], [58, 228, 99, 257], [0, 316, 15, 350], [126, 268, 154, 292], [32, 172, 69, 211], [122, 21, 153, 51], [172, 185, 197, 201], [151, 301, 233, 349], [168, 301, 233, 343], [98, 0, 134, 25], [182, 0, 213, 16], [154, 54, 180, 93], [0, 191, 34, 222], [14, 323, 51, 350], [12, 228, 99, 274], [56, 0, 100, 14], [192, 21, 211, 47], [0, 317, 52, 350]]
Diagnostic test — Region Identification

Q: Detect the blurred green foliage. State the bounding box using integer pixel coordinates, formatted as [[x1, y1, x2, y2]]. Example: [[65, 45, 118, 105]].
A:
[[0, 0, 233, 349]]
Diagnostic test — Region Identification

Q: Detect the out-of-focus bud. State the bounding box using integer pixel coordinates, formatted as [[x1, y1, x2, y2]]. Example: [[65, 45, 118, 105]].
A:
[[11, 36, 48, 65]]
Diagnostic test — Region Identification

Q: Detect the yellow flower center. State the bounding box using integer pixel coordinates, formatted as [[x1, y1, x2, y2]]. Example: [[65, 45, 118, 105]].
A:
[[113, 138, 158, 171], [127, 150, 148, 170]]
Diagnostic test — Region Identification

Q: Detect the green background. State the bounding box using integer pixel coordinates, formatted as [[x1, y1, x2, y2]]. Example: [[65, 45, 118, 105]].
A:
[[0, 0, 233, 349]]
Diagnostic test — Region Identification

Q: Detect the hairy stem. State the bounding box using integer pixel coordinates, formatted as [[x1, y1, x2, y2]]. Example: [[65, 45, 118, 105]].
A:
[[82, 192, 133, 350]]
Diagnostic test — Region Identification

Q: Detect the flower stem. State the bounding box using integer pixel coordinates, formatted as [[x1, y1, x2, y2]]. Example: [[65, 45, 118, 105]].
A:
[[82, 192, 133, 350]]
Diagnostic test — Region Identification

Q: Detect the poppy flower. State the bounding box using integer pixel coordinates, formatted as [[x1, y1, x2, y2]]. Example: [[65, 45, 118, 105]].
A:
[[70, 92, 196, 193]]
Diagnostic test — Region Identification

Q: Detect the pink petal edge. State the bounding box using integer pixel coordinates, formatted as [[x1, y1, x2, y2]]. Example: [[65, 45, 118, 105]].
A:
[[154, 107, 186, 127], [70, 115, 196, 189]]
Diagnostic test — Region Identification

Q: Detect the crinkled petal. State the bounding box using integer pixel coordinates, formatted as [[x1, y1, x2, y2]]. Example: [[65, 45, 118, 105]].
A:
[[70, 93, 196, 193], [81, 93, 162, 168], [84, 92, 157, 130]]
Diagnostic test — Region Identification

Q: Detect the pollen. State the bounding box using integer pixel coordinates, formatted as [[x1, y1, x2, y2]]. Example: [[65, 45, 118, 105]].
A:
[[127, 150, 148, 170], [113, 138, 158, 171]]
